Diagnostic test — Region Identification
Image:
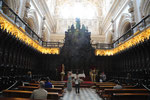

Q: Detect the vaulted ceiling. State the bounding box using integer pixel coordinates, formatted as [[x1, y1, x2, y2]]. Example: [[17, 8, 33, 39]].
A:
[[45, 0, 114, 43]]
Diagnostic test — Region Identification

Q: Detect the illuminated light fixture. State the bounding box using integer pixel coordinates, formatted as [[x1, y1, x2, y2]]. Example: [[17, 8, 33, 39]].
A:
[[0, 15, 59, 54]]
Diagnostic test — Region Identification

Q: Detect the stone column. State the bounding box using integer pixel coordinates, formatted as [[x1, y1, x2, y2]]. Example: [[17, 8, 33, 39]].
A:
[[41, 16, 46, 41], [0, 0, 3, 12], [128, 0, 136, 33], [22, 0, 31, 29], [128, 0, 136, 26]]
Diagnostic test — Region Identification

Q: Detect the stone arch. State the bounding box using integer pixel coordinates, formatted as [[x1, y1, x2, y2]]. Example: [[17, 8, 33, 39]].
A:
[[140, 0, 150, 17], [118, 13, 132, 41], [26, 9, 39, 34], [3, 0, 20, 13], [105, 31, 113, 44], [2, 0, 20, 21]]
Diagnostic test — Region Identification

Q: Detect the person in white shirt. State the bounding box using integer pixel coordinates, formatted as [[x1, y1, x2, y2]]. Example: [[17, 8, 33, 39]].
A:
[[100, 72, 106, 82], [74, 73, 81, 93], [113, 80, 123, 89], [30, 81, 48, 99]]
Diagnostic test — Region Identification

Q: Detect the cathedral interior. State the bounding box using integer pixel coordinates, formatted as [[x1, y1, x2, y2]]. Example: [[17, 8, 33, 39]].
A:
[[0, 0, 150, 100]]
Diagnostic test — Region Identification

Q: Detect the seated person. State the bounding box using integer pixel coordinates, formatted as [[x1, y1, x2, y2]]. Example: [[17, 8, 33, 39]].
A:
[[45, 77, 52, 88], [30, 81, 48, 99], [99, 78, 103, 83], [100, 72, 106, 82], [113, 80, 123, 89]]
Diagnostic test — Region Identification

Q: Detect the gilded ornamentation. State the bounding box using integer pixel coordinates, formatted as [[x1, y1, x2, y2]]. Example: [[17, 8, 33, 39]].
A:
[[0, 15, 59, 54], [96, 28, 150, 56], [1, 14, 150, 56]]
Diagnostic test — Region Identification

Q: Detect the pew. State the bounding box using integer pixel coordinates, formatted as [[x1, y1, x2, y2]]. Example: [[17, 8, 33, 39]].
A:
[[95, 82, 116, 86], [0, 97, 47, 100], [18, 86, 63, 94], [95, 82, 115, 84], [102, 89, 149, 100], [3, 90, 59, 100], [99, 85, 135, 90], [26, 83, 64, 89], [112, 93, 150, 100], [97, 85, 136, 94], [104, 88, 149, 94], [95, 82, 116, 91], [36, 81, 66, 85]]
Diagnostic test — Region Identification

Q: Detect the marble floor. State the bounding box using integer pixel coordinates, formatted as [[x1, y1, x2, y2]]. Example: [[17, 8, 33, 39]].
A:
[[61, 88, 102, 100]]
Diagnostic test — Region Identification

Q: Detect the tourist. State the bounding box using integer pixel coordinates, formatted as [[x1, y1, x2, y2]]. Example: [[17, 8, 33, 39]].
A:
[[74, 73, 81, 93], [113, 80, 123, 89], [67, 71, 72, 91], [100, 72, 106, 82], [30, 81, 48, 99], [45, 77, 52, 88]]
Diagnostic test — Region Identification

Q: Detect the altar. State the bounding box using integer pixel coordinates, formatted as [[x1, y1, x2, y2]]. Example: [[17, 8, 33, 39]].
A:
[[71, 73, 86, 78]]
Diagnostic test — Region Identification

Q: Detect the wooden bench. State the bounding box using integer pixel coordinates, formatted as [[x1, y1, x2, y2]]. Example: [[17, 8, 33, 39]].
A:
[[95, 82, 115, 85], [51, 81, 66, 83], [3, 90, 59, 100], [0, 97, 47, 100], [26, 83, 64, 89], [99, 85, 135, 90], [102, 89, 149, 100], [38, 81, 66, 85], [112, 93, 150, 100], [104, 89, 149, 94], [97, 85, 135, 96], [95, 82, 115, 84], [95, 83, 116, 91], [18, 86, 63, 94]]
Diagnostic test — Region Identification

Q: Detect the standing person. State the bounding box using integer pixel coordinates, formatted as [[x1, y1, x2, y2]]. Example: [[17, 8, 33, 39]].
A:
[[74, 73, 81, 94], [126, 73, 131, 85], [100, 72, 106, 82], [26, 71, 32, 82], [67, 72, 72, 91], [30, 81, 48, 99]]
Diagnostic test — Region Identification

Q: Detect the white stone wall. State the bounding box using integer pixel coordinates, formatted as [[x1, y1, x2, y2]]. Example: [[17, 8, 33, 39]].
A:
[[3, 0, 150, 43], [4, 0, 56, 41], [104, 0, 150, 44]]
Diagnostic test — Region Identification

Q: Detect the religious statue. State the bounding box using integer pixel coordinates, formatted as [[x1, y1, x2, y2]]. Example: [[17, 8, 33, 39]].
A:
[[92, 69, 97, 82], [60, 64, 65, 81], [89, 68, 97, 82], [89, 70, 93, 82]]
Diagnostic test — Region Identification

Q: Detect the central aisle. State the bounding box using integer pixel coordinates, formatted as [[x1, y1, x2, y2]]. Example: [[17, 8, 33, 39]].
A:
[[62, 88, 102, 100]]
